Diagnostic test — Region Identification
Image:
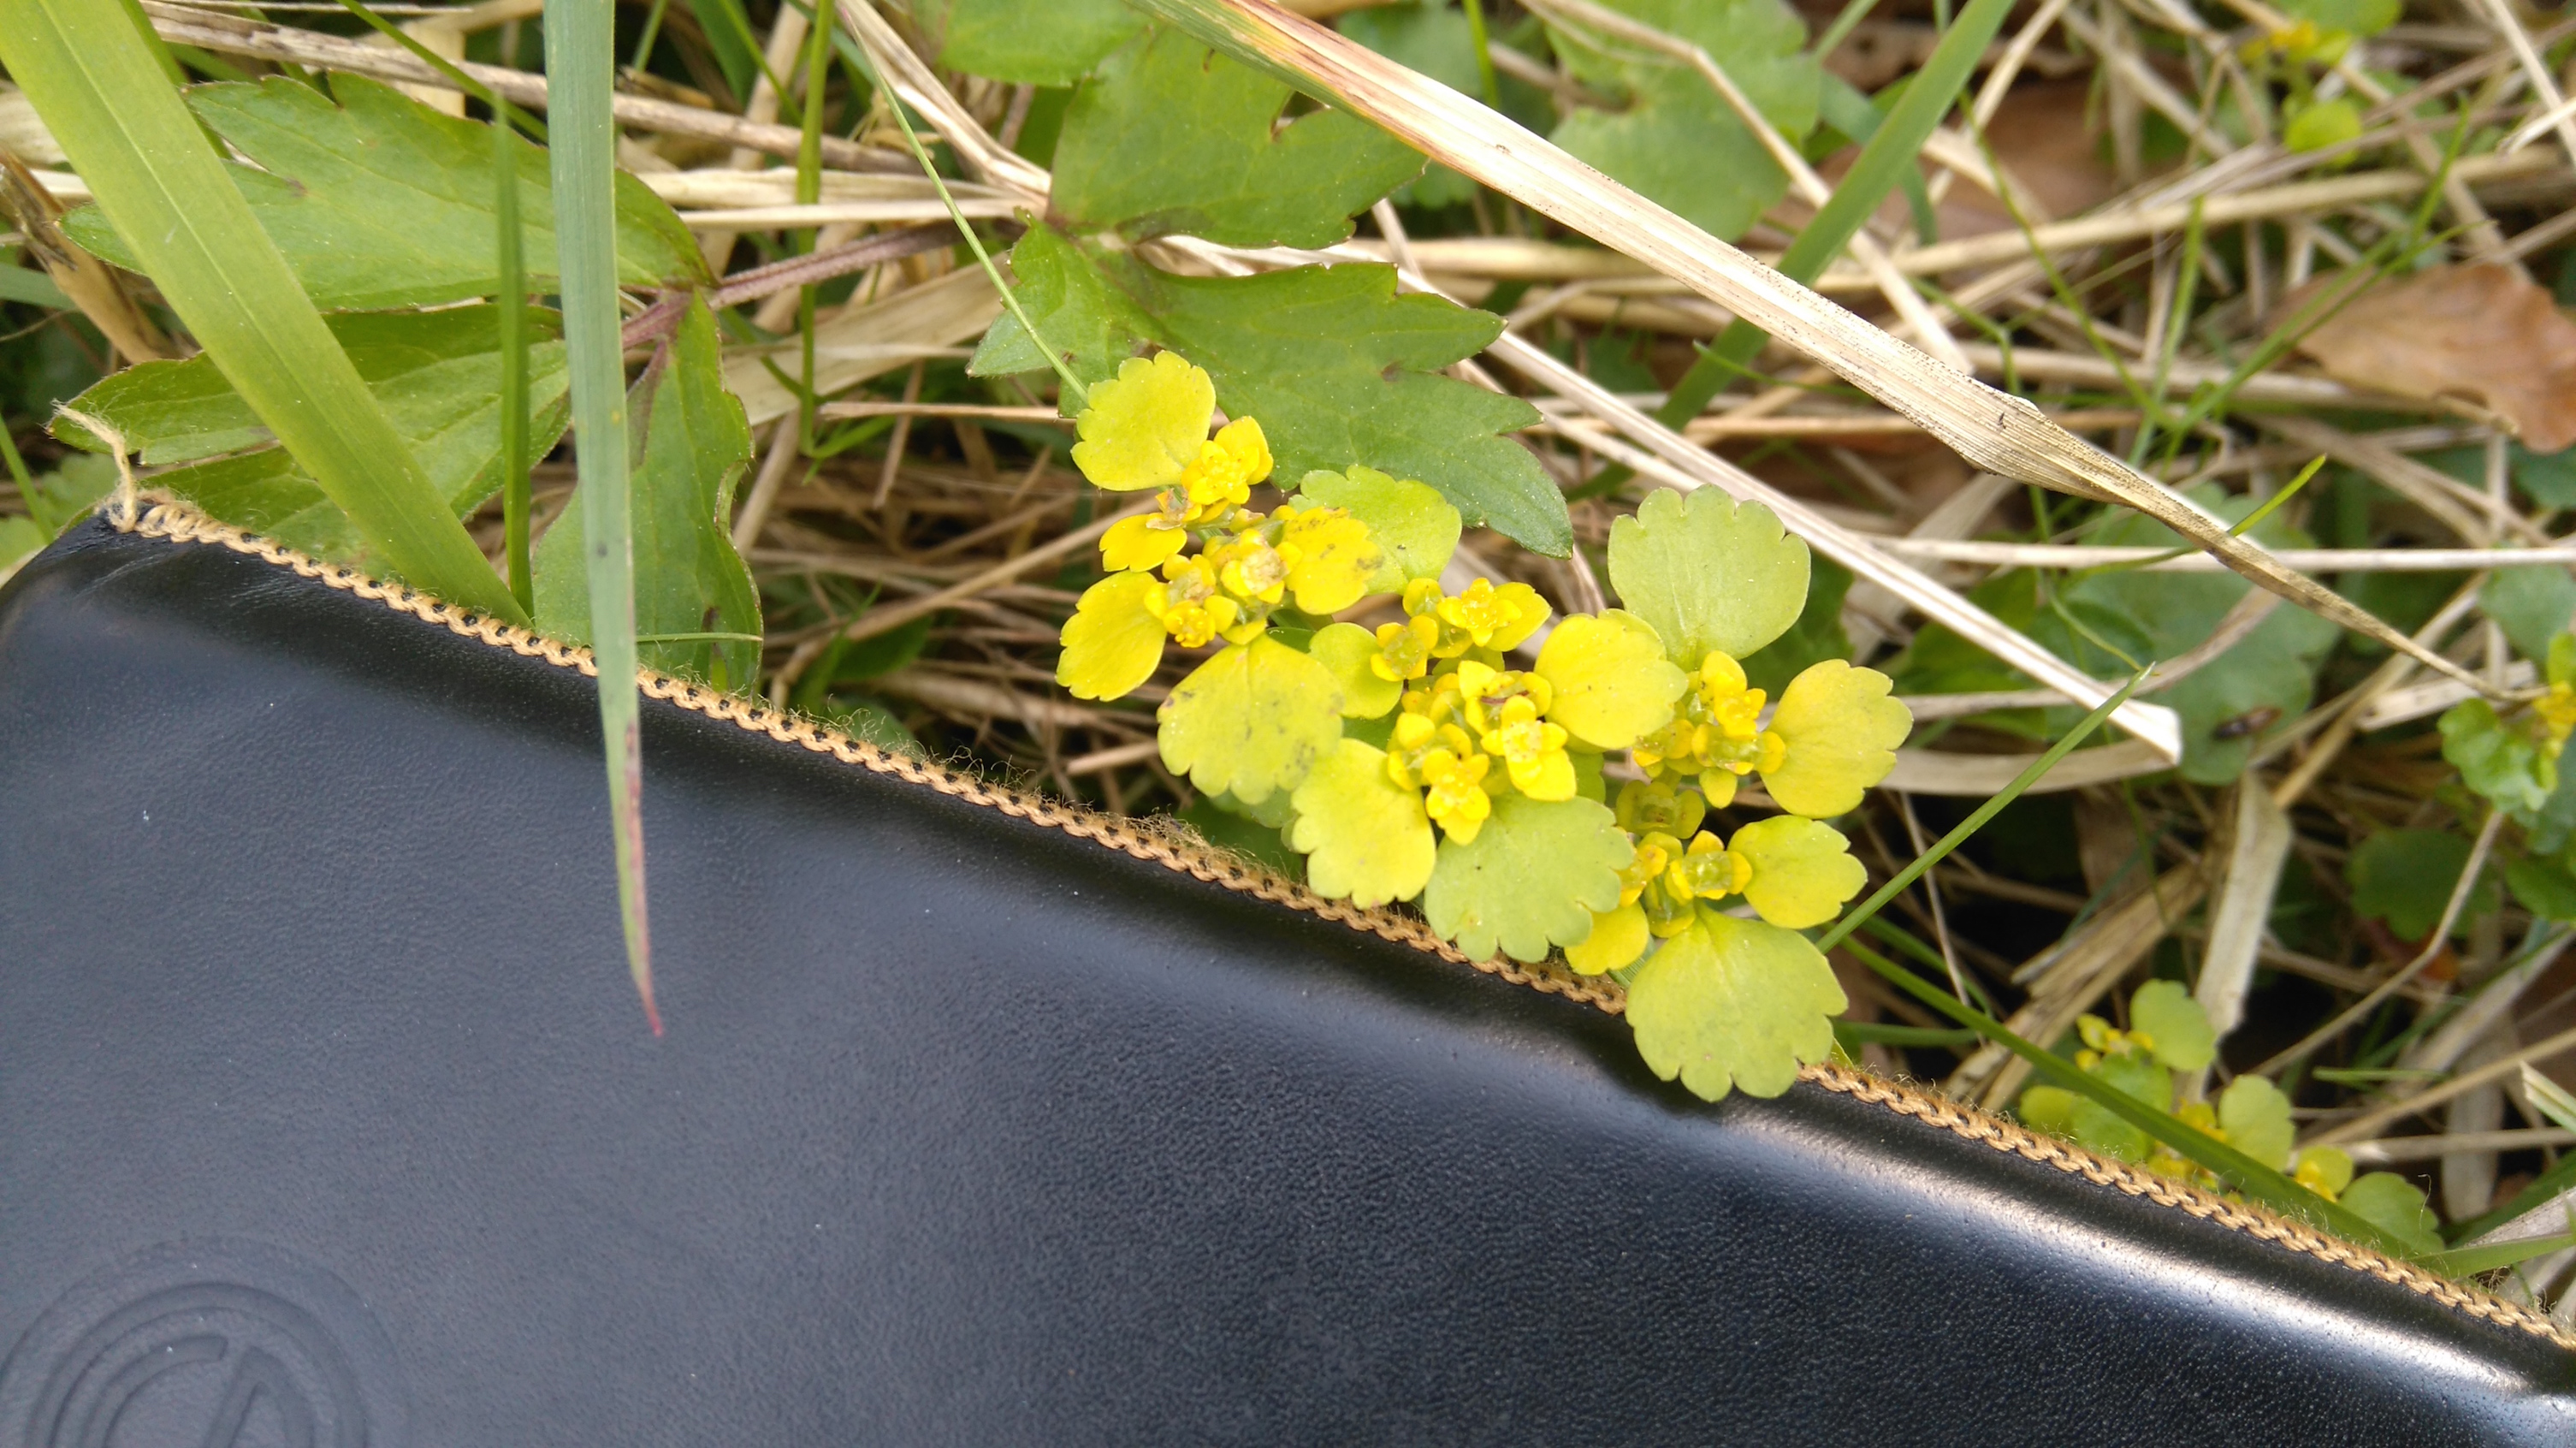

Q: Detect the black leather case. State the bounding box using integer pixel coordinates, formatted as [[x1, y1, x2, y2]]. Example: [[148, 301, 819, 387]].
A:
[[2, 502, 2570, 1446]]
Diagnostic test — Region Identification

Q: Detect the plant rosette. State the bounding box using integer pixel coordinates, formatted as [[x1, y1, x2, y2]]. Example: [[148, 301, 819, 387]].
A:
[[1052, 352, 1917, 1101]]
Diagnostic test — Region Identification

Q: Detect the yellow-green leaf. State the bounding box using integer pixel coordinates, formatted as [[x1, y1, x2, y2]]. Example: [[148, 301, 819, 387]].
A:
[[1297, 464, 1460, 590], [1627, 911, 1846, 1101], [1607, 488, 1809, 665], [1422, 792, 1629, 962], [1072, 351, 1213, 490], [1534, 608, 1685, 751], [1310, 620, 1402, 718], [2341, 1172, 2443, 1255], [2218, 1075, 2295, 1172], [2130, 978, 2217, 1073], [1288, 738, 1436, 907], [1727, 816, 1865, 929], [1762, 660, 1910, 818], [1566, 899, 1649, 975], [1158, 634, 1343, 803], [1058, 572, 1169, 700]]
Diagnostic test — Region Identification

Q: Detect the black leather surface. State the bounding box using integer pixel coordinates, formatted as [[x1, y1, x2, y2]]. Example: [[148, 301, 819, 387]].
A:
[[1, 515, 2570, 1446]]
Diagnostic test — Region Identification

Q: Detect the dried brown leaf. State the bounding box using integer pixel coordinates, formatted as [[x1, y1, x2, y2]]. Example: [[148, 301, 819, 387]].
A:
[[2292, 264, 2576, 453]]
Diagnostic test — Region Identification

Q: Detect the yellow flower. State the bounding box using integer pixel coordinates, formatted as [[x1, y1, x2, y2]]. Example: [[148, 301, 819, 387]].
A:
[[1371, 614, 1439, 683], [1614, 778, 1706, 840], [1436, 578, 1551, 651], [1418, 749, 1493, 843], [1176, 416, 1271, 520], [1057, 571, 1168, 701], [1632, 650, 1786, 790], [1481, 695, 1575, 800], [1400, 669, 1468, 733], [2538, 680, 2576, 751], [1664, 831, 1750, 903], [1099, 513, 1190, 573], [1276, 503, 1383, 615], [1454, 658, 1553, 736], [1641, 819, 1862, 929], [1070, 352, 1215, 491], [1158, 555, 1240, 649], [1206, 534, 1288, 607]]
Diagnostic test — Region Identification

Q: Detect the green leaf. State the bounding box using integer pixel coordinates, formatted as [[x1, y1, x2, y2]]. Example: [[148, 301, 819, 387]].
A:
[[2, 2, 524, 621], [2066, 1093, 2153, 1162], [63, 306, 570, 566], [1422, 792, 1629, 962], [1541, 0, 1817, 242], [1627, 910, 1846, 1101], [2348, 828, 2492, 941], [2508, 855, 2576, 922], [1336, 0, 1481, 208], [2341, 1172, 2443, 1255], [2218, 1075, 2295, 1172], [1607, 487, 1809, 666], [977, 226, 1570, 554], [61, 76, 707, 310], [1729, 816, 1865, 929], [1297, 465, 1460, 590], [1762, 660, 1910, 819], [2441, 698, 2557, 815], [2017, 1083, 2077, 1134], [534, 298, 761, 688], [1310, 620, 1404, 718], [2482, 566, 2576, 662], [824, 697, 924, 758], [1178, 794, 1299, 871], [1050, 26, 1423, 247], [917, 0, 1145, 85], [2130, 979, 2216, 1072], [0, 513, 44, 574], [1288, 737, 1437, 907], [2283, 96, 2363, 152], [2278, 0, 2400, 39], [1158, 634, 1345, 804], [20, 454, 116, 537]]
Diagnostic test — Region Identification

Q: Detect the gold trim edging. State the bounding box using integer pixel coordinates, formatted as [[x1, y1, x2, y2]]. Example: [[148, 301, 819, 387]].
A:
[[110, 496, 2576, 1354]]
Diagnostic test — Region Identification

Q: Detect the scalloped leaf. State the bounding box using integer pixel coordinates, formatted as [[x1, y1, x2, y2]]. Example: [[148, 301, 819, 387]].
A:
[[1158, 635, 1344, 804], [1422, 792, 1629, 962], [1298, 465, 1460, 590], [2218, 1075, 2295, 1172], [1057, 571, 1170, 701], [1762, 660, 1910, 818], [2129, 978, 2217, 1073], [1727, 816, 1865, 929], [1608, 488, 1809, 666], [1288, 738, 1437, 907], [1535, 608, 1686, 751], [2340, 1172, 2443, 1255], [1627, 911, 1846, 1101], [1310, 621, 1403, 718]]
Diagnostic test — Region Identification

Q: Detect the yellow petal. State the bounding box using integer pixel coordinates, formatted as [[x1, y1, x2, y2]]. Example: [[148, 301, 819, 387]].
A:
[[1100, 513, 1187, 573], [1211, 416, 1272, 485], [1566, 900, 1649, 975], [1727, 816, 1867, 929], [1509, 747, 1578, 801], [1762, 661, 1911, 817], [1069, 352, 1215, 491], [1535, 609, 1688, 750], [1310, 621, 1404, 718], [1057, 572, 1168, 701]]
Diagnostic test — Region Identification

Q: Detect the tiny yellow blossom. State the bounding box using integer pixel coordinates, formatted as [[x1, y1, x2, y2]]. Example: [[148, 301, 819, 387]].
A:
[[1371, 614, 1439, 683], [1276, 504, 1382, 614], [1158, 555, 1240, 649], [2538, 681, 2576, 751], [1454, 658, 1553, 736], [1419, 749, 1493, 843], [1207, 535, 1288, 607], [1436, 579, 1551, 652], [1481, 695, 1575, 800], [1664, 832, 1750, 903], [1176, 416, 1271, 520]]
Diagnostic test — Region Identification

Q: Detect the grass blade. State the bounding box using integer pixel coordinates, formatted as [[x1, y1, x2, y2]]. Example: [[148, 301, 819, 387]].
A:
[[0, 0, 524, 624], [498, 109, 533, 611], [1655, 0, 2020, 428], [545, 0, 657, 1032]]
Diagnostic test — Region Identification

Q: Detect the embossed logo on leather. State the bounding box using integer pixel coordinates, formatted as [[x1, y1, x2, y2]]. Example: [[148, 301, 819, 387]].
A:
[[0, 1240, 407, 1447]]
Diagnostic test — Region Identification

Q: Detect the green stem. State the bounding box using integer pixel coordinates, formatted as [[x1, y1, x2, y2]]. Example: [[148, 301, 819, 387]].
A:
[[1460, 0, 1501, 108], [496, 110, 532, 612]]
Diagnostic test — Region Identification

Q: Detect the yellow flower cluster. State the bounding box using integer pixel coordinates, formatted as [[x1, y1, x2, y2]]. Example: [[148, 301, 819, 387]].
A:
[[1381, 644, 1578, 842]]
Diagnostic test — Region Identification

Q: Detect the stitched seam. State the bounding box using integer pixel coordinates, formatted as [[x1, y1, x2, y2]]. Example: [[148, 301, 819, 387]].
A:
[[110, 498, 2573, 1353]]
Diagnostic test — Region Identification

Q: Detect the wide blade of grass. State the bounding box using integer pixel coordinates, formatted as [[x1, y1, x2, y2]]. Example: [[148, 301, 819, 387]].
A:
[[545, 0, 657, 1032], [0, 0, 524, 624]]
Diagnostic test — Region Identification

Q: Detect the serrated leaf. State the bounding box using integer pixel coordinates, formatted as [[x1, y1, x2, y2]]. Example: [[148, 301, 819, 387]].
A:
[[1535, 608, 1686, 751], [60, 306, 570, 566], [2130, 979, 2216, 1072], [535, 298, 760, 686], [62, 76, 705, 310], [2441, 698, 2557, 815], [1627, 911, 1846, 1101], [1051, 26, 1422, 247], [1728, 816, 1864, 929], [2218, 1075, 2295, 1171], [1310, 620, 1402, 718], [1542, 0, 1817, 242], [1298, 465, 1460, 589], [1422, 792, 1629, 962], [977, 226, 1569, 553], [2341, 1172, 2443, 1255], [917, 0, 1145, 85], [1763, 660, 1910, 818], [2347, 828, 2493, 941], [1288, 737, 1436, 906], [1607, 488, 1809, 665], [1158, 634, 1345, 804]]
